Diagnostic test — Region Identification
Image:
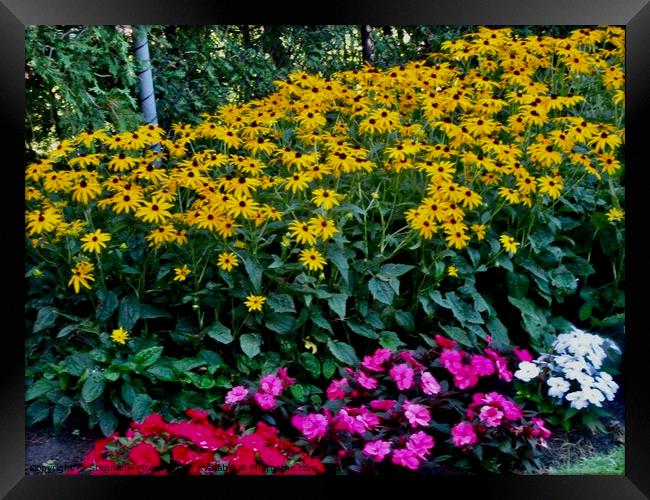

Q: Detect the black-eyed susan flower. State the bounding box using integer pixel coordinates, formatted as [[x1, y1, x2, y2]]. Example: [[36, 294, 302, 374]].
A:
[[288, 220, 318, 246], [26, 208, 63, 235], [173, 264, 191, 282], [537, 175, 563, 199], [299, 248, 327, 272], [311, 188, 344, 210], [135, 199, 174, 224], [218, 251, 239, 272], [244, 295, 266, 312], [308, 216, 338, 241], [68, 260, 95, 293], [499, 234, 520, 254], [110, 327, 129, 345], [283, 171, 313, 193], [80, 229, 111, 253], [606, 207, 624, 222]]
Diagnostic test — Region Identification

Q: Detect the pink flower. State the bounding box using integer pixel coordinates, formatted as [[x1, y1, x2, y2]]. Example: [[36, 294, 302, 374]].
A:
[[391, 449, 421, 470], [479, 405, 504, 427], [470, 355, 495, 376], [501, 400, 523, 421], [254, 391, 276, 411], [356, 371, 378, 390], [403, 401, 431, 428], [225, 386, 249, 405], [291, 413, 329, 440], [397, 351, 425, 371], [361, 348, 393, 372], [259, 374, 283, 396], [513, 347, 534, 362], [363, 440, 392, 462], [406, 431, 435, 459], [485, 348, 513, 382], [531, 417, 552, 439], [420, 371, 441, 395], [358, 406, 380, 430], [277, 367, 297, 388], [435, 335, 457, 349], [440, 348, 463, 373], [453, 365, 479, 389], [389, 363, 414, 390], [326, 379, 348, 400], [451, 422, 478, 448], [369, 399, 397, 411]]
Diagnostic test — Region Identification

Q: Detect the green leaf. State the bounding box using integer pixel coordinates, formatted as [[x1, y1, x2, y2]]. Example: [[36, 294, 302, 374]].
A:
[[486, 316, 510, 348], [26, 400, 50, 426], [130, 393, 153, 422], [322, 358, 337, 379], [327, 293, 347, 320], [243, 256, 263, 293], [95, 290, 119, 322], [379, 331, 405, 350], [132, 346, 163, 368], [327, 340, 359, 366], [527, 228, 555, 254], [146, 364, 176, 382], [53, 403, 71, 431], [289, 383, 308, 402], [347, 319, 379, 339], [564, 257, 595, 277], [328, 245, 350, 285], [368, 277, 394, 305], [205, 320, 234, 344], [26, 379, 56, 401], [506, 272, 530, 298], [240, 333, 262, 358], [56, 324, 78, 339], [33, 306, 58, 333], [267, 294, 296, 314], [578, 303, 593, 321], [300, 352, 321, 378], [446, 292, 482, 324], [139, 303, 172, 319], [265, 313, 296, 335], [379, 263, 414, 278], [310, 307, 333, 333], [98, 409, 118, 436], [439, 325, 473, 347], [394, 311, 415, 332], [118, 295, 140, 331], [495, 254, 514, 272], [551, 268, 578, 296], [81, 372, 106, 403]]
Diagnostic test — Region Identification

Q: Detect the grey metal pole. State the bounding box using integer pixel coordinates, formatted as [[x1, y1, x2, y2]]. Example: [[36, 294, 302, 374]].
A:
[[133, 26, 158, 125]]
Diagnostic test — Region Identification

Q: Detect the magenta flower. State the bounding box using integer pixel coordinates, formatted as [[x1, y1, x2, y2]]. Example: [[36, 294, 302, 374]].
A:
[[391, 449, 421, 470], [406, 431, 435, 459], [513, 347, 533, 362], [389, 363, 414, 390], [420, 371, 441, 395], [291, 413, 329, 440], [259, 374, 283, 396], [451, 422, 478, 448], [356, 371, 378, 390], [453, 365, 479, 389], [224, 385, 248, 405], [531, 417, 552, 439], [479, 405, 504, 427], [253, 391, 276, 411], [440, 348, 463, 373], [369, 399, 397, 411], [326, 379, 348, 401], [361, 348, 393, 372], [470, 355, 495, 376], [403, 401, 431, 428], [277, 367, 297, 388], [501, 400, 523, 421], [363, 440, 392, 462]]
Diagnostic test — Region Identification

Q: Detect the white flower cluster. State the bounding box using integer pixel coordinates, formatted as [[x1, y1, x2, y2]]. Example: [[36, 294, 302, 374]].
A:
[[514, 327, 620, 410]]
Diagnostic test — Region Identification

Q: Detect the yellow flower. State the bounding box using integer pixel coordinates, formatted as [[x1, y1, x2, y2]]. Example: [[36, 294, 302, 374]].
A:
[[304, 338, 318, 354], [218, 252, 239, 272], [288, 220, 318, 246], [68, 260, 95, 294], [311, 188, 344, 209], [606, 207, 624, 222], [111, 327, 129, 345], [173, 264, 191, 282], [299, 248, 327, 272], [447, 265, 459, 277], [80, 229, 111, 254], [244, 295, 266, 312], [499, 234, 520, 254]]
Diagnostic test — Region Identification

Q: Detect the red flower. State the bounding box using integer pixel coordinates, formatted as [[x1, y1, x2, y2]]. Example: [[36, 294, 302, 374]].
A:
[[259, 447, 287, 467], [134, 413, 169, 436], [185, 409, 210, 422], [435, 334, 457, 349], [129, 442, 161, 469]]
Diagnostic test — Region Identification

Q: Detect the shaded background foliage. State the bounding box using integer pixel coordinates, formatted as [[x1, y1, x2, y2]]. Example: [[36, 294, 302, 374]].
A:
[[25, 25, 585, 161]]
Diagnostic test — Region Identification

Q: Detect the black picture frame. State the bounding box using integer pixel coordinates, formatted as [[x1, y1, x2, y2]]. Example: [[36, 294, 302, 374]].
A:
[[4, 1, 649, 498]]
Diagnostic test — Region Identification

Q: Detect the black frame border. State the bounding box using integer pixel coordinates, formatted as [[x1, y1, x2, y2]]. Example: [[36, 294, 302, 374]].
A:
[[4, 0, 649, 498]]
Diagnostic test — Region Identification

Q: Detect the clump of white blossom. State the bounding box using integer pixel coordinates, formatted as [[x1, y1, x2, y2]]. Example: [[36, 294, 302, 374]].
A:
[[514, 327, 620, 410]]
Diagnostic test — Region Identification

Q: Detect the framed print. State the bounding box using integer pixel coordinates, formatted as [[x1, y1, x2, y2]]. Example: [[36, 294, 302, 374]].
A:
[[4, 0, 649, 498]]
